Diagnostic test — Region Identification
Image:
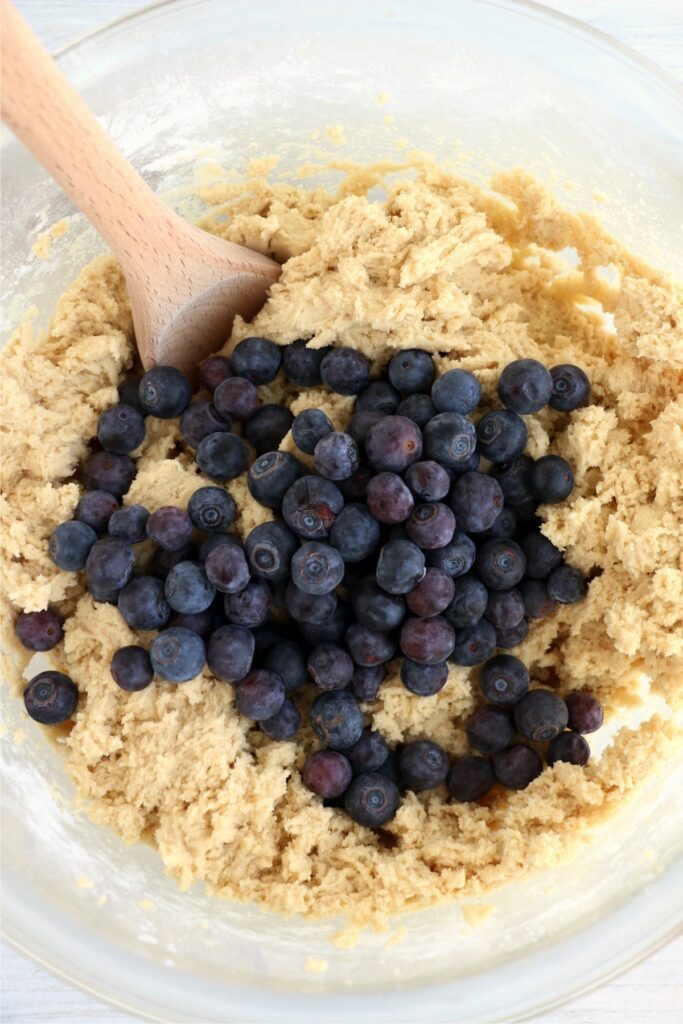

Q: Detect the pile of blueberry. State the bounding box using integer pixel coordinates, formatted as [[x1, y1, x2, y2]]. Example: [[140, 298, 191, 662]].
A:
[[16, 336, 603, 828]]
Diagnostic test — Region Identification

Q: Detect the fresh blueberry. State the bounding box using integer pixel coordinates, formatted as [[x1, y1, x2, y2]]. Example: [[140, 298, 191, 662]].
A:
[[282, 339, 330, 387], [320, 347, 370, 395], [365, 416, 423, 473], [118, 575, 171, 629], [207, 624, 254, 682], [447, 756, 494, 802], [467, 704, 514, 753], [405, 460, 451, 502], [399, 740, 449, 792], [480, 654, 529, 706], [169, 607, 219, 638], [308, 644, 354, 690], [507, 499, 540, 529], [260, 698, 302, 741], [426, 530, 476, 577], [480, 507, 518, 541], [180, 400, 231, 448], [431, 368, 481, 414], [213, 376, 259, 421], [150, 627, 205, 682], [449, 472, 504, 533], [248, 451, 303, 508], [547, 565, 587, 604], [245, 521, 298, 580], [83, 451, 135, 497], [519, 532, 563, 578], [514, 689, 568, 742], [138, 366, 192, 418], [406, 568, 455, 618], [97, 403, 146, 453], [146, 506, 193, 552], [314, 432, 359, 481], [188, 486, 236, 533], [498, 358, 552, 414], [476, 410, 528, 464], [245, 405, 294, 455], [299, 601, 349, 645], [406, 502, 455, 549], [351, 664, 385, 702], [236, 669, 285, 719], [108, 504, 149, 543], [345, 623, 396, 666], [484, 588, 525, 630], [476, 539, 526, 590], [251, 623, 288, 656], [118, 375, 146, 414], [88, 581, 124, 604], [85, 537, 135, 591], [198, 534, 240, 564], [49, 520, 97, 571], [199, 354, 233, 393], [492, 744, 543, 789], [230, 336, 281, 384], [388, 349, 435, 395], [454, 449, 481, 475], [291, 542, 344, 595], [491, 455, 534, 505], [15, 609, 63, 652], [423, 412, 477, 471], [291, 408, 333, 454], [303, 750, 353, 798], [443, 574, 488, 628], [376, 539, 425, 594], [396, 393, 437, 429], [75, 490, 119, 534], [224, 578, 271, 627], [309, 689, 364, 749], [530, 455, 574, 504], [495, 618, 529, 649], [339, 463, 375, 502], [205, 542, 250, 594], [346, 729, 389, 773], [24, 671, 78, 724], [164, 561, 215, 614], [400, 616, 455, 665], [547, 731, 590, 767], [351, 579, 405, 632], [565, 691, 604, 734], [400, 659, 448, 696], [282, 475, 344, 539], [356, 381, 401, 414], [286, 582, 337, 624], [519, 578, 557, 619], [263, 641, 309, 691], [347, 410, 383, 448], [549, 363, 590, 412], [196, 431, 249, 481], [450, 619, 497, 666], [110, 645, 153, 692], [344, 772, 401, 827], [330, 503, 380, 563], [366, 472, 415, 524]]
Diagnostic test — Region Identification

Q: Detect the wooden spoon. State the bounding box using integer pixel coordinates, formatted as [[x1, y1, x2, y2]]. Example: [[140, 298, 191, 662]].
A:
[[0, 0, 281, 376]]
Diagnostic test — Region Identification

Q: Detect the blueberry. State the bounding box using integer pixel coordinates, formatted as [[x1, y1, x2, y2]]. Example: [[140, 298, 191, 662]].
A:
[[406, 568, 455, 618], [498, 358, 552, 414], [309, 690, 364, 749], [339, 463, 374, 502], [245, 521, 298, 580], [308, 644, 354, 690], [396, 393, 437, 429], [303, 750, 353, 798], [15, 609, 63, 652], [263, 641, 309, 691], [205, 542, 250, 594], [260, 698, 302, 741], [351, 664, 385, 702], [480, 654, 529, 706], [83, 452, 135, 497], [138, 366, 192, 418], [404, 460, 450, 502], [196, 431, 249, 481], [565, 691, 604, 734], [224, 578, 271, 627], [491, 455, 534, 505], [547, 731, 590, 767], [247, 405, 295, 455], [399, 740, 449, 792], [346, 729, 389, 773], [547, 564, 587, 604], [110, 645, 153, 692], [169, 607, 218, 638], [282, 339, 330, 387], [286, 582, 337, 624], [443, 574, 488, 628], [388, 349, 435, 394], [118, 375, 146, 414], [75, 490, 119, 534], [431, 368, 481, 414], [519, 532, 563, 578], [198, 534, 240, 564], [344, 772, 401, 827], [493, 744, 543, 789], [328, 503, 380, 564], [347, 410, 383, 448], [356, 381, 401, 414], [484, 588, 525, 630], [365, 416, 423, 473], [549, 363, 590, 412], [291, 408, 333, 454], [530, 455, 574, 504], [508, 498, 541, 529], [314, 432, 359, 481], [281, 475, 344, 540], [476, 539, 526, 590], [85, 537, 135, 591], [49, 520, 97, 571], [351, 579, 405, 632], [24, 671, 78, 724], [376, 539, 425, 594], [291, 542, 344, 595], [88, 581, 123, 604], [449, 472, 504, 534], [206, 624, 254, 682], [247, 451, 302, 509], [400, 616, 455, 665], [108, 504, 149, 543], [366, 472, 415, 524], [480, 507, 518, 541], [406, 502, 455, 549], [117, 575, 169, 629], [514, 689, 568, 742], [400, 659, 448, 696], [97, 403, 146, 454], [299, 601, 349, 645], [146, 506, 193, 551], [213, 376, 259, 421], [476, 410, 528, 464], [454, 449, 481, 475], [467, 704, 514, 753], [164, 561, 215, 614], [236, 668, 285, 719], [423, 412, 477, 471], [519, 578, 557, 619], [320, 347, 370, 395], [180, 400, 231, 448], [188, 486, 236, 533], [426, 530, 476, 577], [447, 756, 494, 802], [450, 619, 497, 666], [199, 354, 233, 393], [345, 623, 396, 666], [150, 627, 205, 682], [231, 336, 281, 384], [495, 618, 529, 649]]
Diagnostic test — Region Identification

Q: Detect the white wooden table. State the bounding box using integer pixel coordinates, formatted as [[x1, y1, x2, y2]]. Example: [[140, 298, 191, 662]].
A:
[[3, 2, 682, 1022]]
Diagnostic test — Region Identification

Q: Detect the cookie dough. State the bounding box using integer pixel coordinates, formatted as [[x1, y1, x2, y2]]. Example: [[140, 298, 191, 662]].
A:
[[2, 158, 682, 928]]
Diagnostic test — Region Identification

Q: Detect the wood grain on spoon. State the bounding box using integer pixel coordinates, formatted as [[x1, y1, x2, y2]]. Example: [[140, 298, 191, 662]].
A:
[[0, 0, 281, 376]]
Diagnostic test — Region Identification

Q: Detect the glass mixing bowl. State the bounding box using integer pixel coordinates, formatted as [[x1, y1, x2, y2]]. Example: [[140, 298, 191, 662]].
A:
[[2, 1, 682, 1020]]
